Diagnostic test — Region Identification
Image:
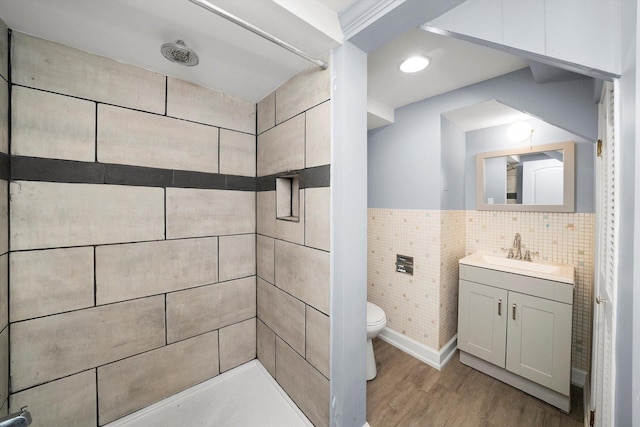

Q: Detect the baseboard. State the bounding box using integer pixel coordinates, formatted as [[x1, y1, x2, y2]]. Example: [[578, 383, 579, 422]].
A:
[[571, 368, 587, 387], [377, 327, 457, 370]]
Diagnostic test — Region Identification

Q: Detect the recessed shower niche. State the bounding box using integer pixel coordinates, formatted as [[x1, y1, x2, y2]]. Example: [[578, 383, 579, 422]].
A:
[[276, 174, 300, 222]]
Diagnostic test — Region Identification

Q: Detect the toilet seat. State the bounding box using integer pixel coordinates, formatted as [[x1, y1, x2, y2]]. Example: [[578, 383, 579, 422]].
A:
[[367, 302, 386, 325]]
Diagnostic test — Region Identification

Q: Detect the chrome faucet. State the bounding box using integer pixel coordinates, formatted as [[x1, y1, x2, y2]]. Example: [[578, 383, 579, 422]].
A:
[[513, 233, 522, 260], [0, 407, 32, 427]]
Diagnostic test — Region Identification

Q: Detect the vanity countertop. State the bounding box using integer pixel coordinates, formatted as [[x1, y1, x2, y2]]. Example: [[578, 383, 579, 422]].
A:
[[459, 252, 575, 285]]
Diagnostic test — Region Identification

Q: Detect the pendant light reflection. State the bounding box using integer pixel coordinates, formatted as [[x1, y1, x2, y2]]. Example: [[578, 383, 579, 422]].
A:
[[507, 121, 534, 142]]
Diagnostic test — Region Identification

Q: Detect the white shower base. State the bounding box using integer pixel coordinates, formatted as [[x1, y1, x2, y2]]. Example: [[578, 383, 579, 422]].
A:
[[106, 360, 312, 427]]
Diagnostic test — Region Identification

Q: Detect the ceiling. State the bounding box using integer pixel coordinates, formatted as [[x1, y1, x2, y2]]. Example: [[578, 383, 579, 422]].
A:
[[368, 28, 529, 110], [0, 0, 536, 130], [442, 100, 532, 132], [0, 0, 346, 102]]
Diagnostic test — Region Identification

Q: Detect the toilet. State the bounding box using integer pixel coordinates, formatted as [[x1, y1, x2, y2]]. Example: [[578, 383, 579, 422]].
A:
[[366, 301, 387, 380]]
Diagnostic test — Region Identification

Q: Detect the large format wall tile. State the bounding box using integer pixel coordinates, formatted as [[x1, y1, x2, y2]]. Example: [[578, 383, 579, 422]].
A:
[[98, 331, 219, 425], [11, 296, 165, 391], [0, 328, 6, 405], [219, 318, 256, 372], [167, 78, 255, 134], [276, 337, 330, 427], [97, 104, 219, 173], [0, 181, 6, 254], [305, 187, 330, 251], [166, 188, 255, 239], [0, 18, 7, 82], [275, 240, 329, 314], [9, 370, 96, 427], [0, 255, 6, 328], [257, 235, 275, 284], [166, 276, 256, 343], [257, 190, 305, 245], [0, 80, 7, 155], [12, 87, 95, 161], [305, 101, 331, 168], [219, 234, 255, 282], [219, 129, 255, 177], [257, 319, 276, 377], [257, 114, 305, 176], [257, 92, 275, 135], [10, 247, 94, 321], [257, 278, 305, 356], [96, 237, 218, 305], [275, 63, 330, 124], [10, 181, 164, 250], [11, 33, 165, 114], [305, 306, 330, 378]]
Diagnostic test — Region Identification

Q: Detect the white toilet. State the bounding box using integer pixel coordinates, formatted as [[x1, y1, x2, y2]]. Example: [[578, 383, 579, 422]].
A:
[[366, 301, 387, 380]]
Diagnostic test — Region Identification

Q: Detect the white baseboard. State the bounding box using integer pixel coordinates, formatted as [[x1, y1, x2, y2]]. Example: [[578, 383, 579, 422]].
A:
[[571, 367, 587, 387], [377, 327, 457, 370]]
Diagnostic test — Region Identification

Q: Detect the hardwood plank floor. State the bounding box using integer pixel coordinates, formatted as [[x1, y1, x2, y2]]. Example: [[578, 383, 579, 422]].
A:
[[366, 339, 584, 427]]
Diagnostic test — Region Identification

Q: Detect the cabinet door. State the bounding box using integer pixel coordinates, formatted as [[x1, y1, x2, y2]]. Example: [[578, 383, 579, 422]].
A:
[[506, 291, 572, 395], [458, 280, 508, 367]]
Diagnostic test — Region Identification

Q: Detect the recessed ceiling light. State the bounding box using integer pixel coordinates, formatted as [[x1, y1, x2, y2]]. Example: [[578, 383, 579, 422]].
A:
[[399, 56, 431, 73]]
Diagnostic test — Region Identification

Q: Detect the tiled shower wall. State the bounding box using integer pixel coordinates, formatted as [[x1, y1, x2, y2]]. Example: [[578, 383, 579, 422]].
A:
[[0, 17, 8, 417], [7, 33, 257, 426], [368, 208, 594, 372], [256, 65, 331, 427]]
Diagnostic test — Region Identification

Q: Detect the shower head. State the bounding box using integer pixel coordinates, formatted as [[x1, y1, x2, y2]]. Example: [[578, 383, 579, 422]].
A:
[[161, 40, 199, 66]]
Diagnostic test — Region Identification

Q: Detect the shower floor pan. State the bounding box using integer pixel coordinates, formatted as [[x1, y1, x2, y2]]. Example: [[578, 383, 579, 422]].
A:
[[106, 360, 313, 427]]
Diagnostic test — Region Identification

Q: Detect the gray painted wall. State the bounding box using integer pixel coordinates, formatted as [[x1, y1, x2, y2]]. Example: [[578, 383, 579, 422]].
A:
[[330, 41, 368, 427], [440, 117, 466, 210], [464, 118, 595, 213], [368, 68, 598, 210], [616, 0, 638, 425]]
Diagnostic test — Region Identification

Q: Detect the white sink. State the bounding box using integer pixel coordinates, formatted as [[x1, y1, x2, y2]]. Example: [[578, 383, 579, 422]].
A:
[[459, 252, 574, 284]]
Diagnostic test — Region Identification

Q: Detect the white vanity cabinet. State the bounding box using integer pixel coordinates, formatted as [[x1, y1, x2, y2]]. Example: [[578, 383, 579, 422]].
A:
[[457, 256, 574, 412]]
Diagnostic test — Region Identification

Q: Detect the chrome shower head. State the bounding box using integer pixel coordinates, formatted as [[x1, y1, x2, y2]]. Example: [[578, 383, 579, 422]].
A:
[[161, 40, 199, 66]]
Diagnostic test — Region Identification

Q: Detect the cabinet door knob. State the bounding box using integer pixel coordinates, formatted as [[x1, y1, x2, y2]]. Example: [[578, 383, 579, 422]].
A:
[[512, 303, 517, 320], [498, 299, 502, 316]]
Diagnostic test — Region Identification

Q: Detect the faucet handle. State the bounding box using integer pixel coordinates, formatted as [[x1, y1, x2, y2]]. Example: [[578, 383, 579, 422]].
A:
[[524, 250, 531, 261], [507, 248, 514, 259]]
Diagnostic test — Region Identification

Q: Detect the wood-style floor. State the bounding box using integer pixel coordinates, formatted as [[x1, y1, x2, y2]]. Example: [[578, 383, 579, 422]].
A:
[[367, 339, 584, 427]]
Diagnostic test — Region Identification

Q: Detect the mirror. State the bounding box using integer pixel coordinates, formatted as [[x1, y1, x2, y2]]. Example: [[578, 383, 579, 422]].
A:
[[476, 141, 575, 212]]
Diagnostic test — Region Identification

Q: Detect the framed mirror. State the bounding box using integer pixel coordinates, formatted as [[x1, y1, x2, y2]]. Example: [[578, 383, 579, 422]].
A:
[[476, 141, 575, 212]]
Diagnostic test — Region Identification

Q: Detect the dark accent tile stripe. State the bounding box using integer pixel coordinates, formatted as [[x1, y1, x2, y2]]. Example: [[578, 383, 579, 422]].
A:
[[300, 165, 330, 189], [105, 163, 173, 188], [173, 170, 226, 189], [10, 156, 329, 191], [256, 165, 331, 192], [226, 175, 256, 192], [256, 174, 277, 192], [0, 152, 8, 180], [12, 156, 105, 184]]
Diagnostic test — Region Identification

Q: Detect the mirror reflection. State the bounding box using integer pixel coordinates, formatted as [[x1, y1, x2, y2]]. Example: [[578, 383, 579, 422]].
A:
[[476, 141, 575, 213], [484, 150, 564, 205]]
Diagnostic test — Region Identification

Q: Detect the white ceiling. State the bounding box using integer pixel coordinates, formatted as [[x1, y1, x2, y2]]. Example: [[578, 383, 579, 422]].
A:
[[369, 28, 529, 109], [367, 27, 530, 128], [442, 100, 532, 132], [0, 0, 533, 130], [0, 0, 344, 102]]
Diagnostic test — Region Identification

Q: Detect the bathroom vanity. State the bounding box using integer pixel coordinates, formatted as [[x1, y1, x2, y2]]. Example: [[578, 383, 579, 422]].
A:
[[457, 253, 574, 412]]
